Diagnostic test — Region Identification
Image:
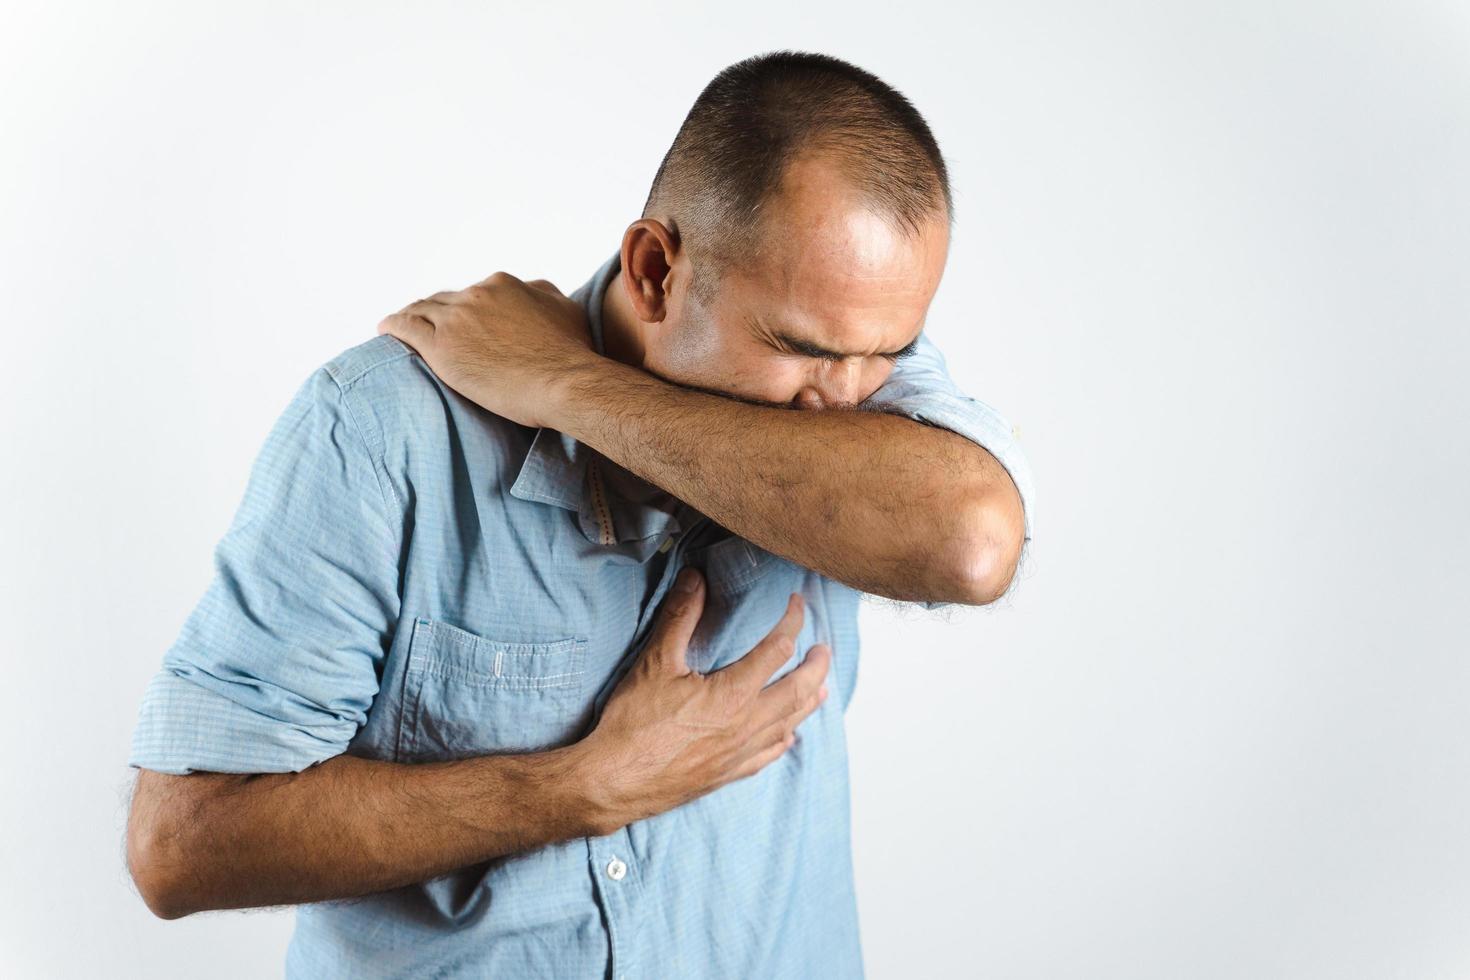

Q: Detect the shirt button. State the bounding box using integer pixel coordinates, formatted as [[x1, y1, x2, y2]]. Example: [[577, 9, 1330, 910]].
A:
[[606, 857, 627, 881], [658, 537, 673, 553]]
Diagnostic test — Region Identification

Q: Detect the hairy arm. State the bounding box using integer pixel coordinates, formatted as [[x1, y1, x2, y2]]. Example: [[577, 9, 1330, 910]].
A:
[[375, 272, 1030, 606], [551, 358, 1026, 605], [127, 575, 830, 921], [126, 746, 602, 920]]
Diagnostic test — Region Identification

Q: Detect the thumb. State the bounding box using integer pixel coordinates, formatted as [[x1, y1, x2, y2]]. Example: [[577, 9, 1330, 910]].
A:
[[644, 566, 706, 674], [377, 311, 434, 351]]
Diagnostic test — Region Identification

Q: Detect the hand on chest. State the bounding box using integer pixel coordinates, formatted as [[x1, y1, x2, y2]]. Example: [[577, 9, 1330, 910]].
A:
[[390, 529, 827, 763]]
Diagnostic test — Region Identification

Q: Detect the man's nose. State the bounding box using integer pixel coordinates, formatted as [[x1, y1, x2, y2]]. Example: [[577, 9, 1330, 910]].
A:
[[791, 387, 826, 410], [791, 363, 864, 411]]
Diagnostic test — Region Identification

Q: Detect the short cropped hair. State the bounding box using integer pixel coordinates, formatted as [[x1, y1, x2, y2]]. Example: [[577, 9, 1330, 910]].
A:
[[643, 50, 952, 304]]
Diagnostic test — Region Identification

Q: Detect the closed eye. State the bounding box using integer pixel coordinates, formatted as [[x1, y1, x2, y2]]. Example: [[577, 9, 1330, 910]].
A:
[[768, 325, 922, 362], [882, 338, 921, 362]]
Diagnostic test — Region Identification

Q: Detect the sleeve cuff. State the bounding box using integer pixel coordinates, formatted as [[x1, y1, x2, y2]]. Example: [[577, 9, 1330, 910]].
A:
[[128, 669, 353, 775]]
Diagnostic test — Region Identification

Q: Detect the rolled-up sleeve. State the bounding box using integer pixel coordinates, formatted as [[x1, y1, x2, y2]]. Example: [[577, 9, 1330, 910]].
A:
[[860, 331, 1035, 607], [129, 367, 403, 774]]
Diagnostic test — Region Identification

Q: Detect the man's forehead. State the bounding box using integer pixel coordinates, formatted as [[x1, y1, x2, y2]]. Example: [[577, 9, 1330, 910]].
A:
[[727, 219, 944, 315], [728, 255, 935, 357], [752, 163, 950, 287]]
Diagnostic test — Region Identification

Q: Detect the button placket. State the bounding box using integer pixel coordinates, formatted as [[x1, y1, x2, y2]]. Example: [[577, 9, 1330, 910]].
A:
[[623, 519, 708, 666], [584, 521, 708, 978], [589, 836, 641, 980]]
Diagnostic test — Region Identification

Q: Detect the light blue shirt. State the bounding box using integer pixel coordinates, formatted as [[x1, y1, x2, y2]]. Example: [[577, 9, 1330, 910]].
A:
[[129, 250, 1036, 978]]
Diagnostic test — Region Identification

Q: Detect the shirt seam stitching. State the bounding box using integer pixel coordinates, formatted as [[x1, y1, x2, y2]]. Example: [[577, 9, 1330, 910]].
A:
[[325, 368, 405, 523], [325, 338, 416, 389]]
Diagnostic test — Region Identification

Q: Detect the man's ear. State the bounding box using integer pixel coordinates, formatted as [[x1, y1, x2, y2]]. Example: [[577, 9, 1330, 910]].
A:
[[618, 218, 680, 324]]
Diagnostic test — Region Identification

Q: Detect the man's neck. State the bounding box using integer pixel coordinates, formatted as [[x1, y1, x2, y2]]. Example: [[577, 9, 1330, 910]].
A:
[[600, 268, 649, 371]]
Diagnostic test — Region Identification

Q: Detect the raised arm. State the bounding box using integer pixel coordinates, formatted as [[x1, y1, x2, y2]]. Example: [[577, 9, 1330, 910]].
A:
[[551, 353, 1023, 605], [378, 273, 1034, 607]]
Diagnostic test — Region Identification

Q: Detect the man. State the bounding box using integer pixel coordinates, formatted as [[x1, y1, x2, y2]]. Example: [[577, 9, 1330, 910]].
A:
[[125, 49, 1035, 978]]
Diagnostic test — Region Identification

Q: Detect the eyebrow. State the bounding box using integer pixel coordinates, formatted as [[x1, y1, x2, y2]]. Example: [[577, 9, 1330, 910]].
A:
[[770, 327, 923, 361]]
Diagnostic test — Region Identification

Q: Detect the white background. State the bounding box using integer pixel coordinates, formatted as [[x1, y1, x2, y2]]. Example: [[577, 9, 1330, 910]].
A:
[[3, 2, 1467, 977]]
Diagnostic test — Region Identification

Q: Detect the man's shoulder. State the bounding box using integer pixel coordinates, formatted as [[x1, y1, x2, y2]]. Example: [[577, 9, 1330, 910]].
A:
[[306, 334, 527, 459], [320, 334, 420, 391], [314, 334, 467, 422]]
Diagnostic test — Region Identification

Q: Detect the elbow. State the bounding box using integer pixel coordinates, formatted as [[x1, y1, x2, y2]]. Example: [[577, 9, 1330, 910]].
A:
[[139, 887, 194, 923], [126, 780, 202, 920], [948, 488, 1025, 606], [127, 818, 196, 920], [953, 540, 1020, 606]]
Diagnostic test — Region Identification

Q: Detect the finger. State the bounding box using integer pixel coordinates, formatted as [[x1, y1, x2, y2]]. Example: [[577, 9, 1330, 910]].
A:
[[708, 593, 805, 694], [641, 566, 707, 674], [723, 728, 796, 785], [748, 670, 829, 742], [747, 643, 831, 732], [377, 298, 444, 343], [523, 279, 564, 296], [395, 298, 448, 320], [376, 311, 436, 350]]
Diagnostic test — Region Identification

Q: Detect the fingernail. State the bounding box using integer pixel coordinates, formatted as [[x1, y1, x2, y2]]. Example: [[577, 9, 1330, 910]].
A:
[[675, 567, 700, 593]]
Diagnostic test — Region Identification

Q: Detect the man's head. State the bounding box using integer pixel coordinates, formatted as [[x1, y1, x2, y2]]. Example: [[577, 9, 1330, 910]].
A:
[[603, 50, 952, 410]]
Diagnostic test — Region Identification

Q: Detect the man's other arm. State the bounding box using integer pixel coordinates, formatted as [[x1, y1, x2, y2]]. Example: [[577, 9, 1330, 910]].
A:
[[128, 571, 830, 919], [127, 748, 595, 919]]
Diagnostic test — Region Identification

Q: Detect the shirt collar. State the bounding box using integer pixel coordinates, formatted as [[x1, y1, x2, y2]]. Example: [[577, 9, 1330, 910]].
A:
[[508, 250, 694, 556]]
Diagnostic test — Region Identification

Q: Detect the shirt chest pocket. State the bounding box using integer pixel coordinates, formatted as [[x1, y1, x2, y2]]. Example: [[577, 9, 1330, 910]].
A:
[[395, 617, 589, 762]]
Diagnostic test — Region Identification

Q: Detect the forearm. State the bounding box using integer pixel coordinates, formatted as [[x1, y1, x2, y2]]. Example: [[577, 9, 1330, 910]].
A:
[[128, 744, 603, 919], [555, 359, 1011, 603]]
